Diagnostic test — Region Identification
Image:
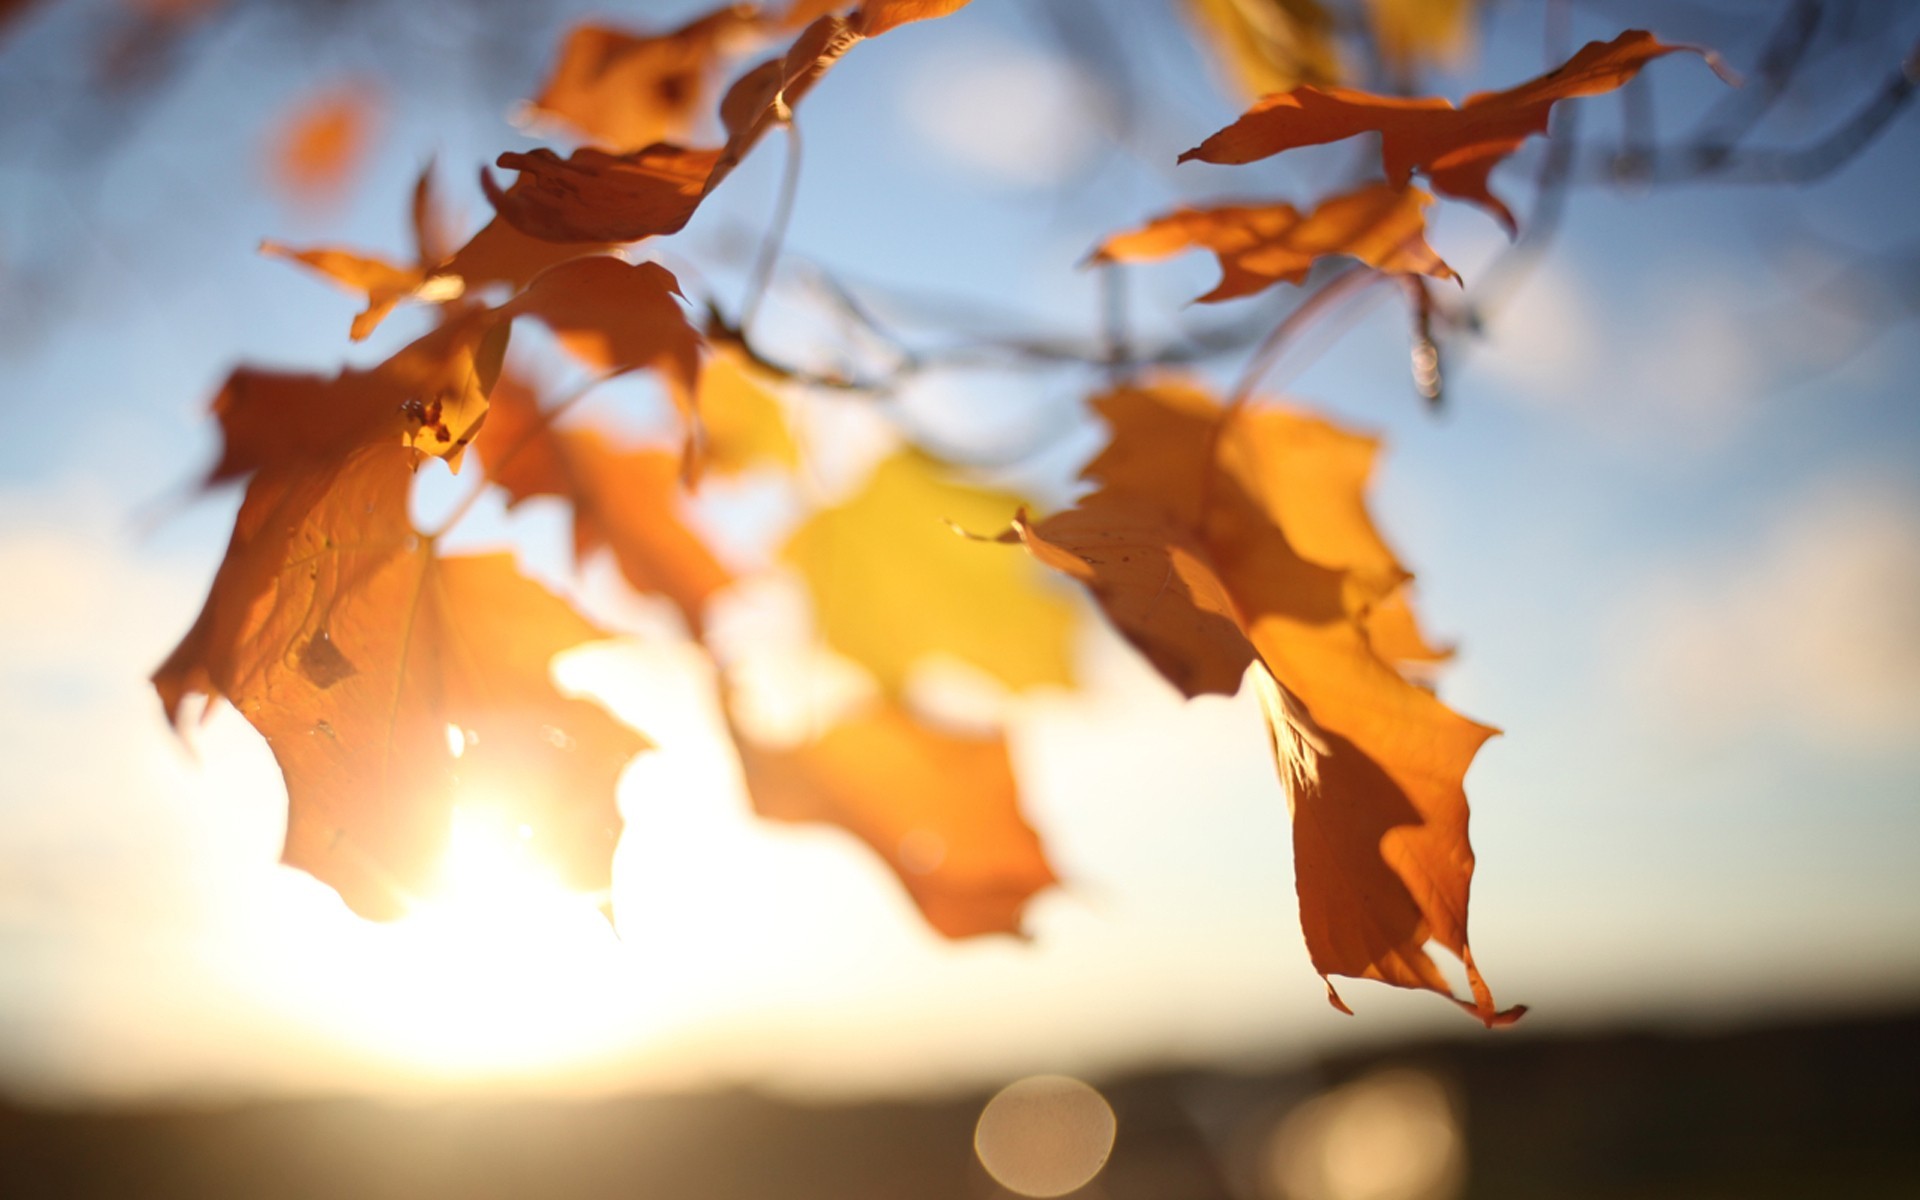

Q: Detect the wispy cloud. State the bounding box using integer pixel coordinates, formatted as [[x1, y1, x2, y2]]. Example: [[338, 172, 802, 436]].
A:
[[1614, 472, 1920, 751]]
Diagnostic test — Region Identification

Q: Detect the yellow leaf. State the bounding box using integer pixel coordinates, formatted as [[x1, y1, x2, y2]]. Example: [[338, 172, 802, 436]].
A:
[[1182, 0, 1340, 99], [699, 349, 800, 477], [1365, 0, 1475, 72], [786, 450, 1076, 693]]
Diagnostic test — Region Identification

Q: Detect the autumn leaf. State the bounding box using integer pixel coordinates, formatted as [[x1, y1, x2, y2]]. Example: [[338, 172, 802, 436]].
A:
[[1180, 30, 1723, 232], [786, 450, 1077, 694], [156, 444, 646, 919], [484, 144, 725, 247], [715, 13, 857, 153], [1013, 502, 1254, 698], [409, 161, 458, 266], [484, 15, 856, 245], [1093, 182, 1458, 303], [502, 257, 700, 388], [260, 167, 456, 337], [502, 255, 705, 468], [697, 347, 800, 477], [775, 0, 975, 36], [205, 306, 508, 482], [1364, 0, 1475, 73], [486, 5, 970, 244], [853, 0, 974, 37], [259, 241, 463, 341], [264, 166, 600, 341], [1181, 0, 1340, 99], [530, 8, 763, 152], [439, 213, 623, 294], [1011, 379, 1516, 1023], [735, 700, 1054, 937], [268, 83, 378, 207], [481, 372, 732, 631]]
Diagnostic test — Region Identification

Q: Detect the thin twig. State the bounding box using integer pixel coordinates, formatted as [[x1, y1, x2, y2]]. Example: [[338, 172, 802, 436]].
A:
[[1685, 0, 1823, 158], [1577, 38, 1919, 186], [1225, 266, 1379, 414], [738, 119, 805, 338], [1099, 260, 1133, 384], [423, 370, 622, 541]]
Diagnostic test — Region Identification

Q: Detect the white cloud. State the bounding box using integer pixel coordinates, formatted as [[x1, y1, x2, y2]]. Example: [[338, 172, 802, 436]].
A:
[[899, 37, 1105, 190], [1615, 473, 1920, 750], [1471, 263, 1764, 450]]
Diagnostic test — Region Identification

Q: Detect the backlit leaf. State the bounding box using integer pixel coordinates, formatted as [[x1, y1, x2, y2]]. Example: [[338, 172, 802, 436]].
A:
[[482, 373, 732, 630], [698, 347, 800, 477], [264, 166, 602, 341], [1181, 0, 1340, 99], [259, 241, 458, 342], [854, 0, 973, 37], [503, 255, 705, 470], [786, 450, 1076, 694], [484, 15, 856, 245], [155, 445, 646, 918], [530, 7, 763, 151], [1094, 182, 1458, 303], [1365, 0, 1475, 73], [1013, 380, 1516, 1023], [736, 699, 1054, 937], [484, 144, 726, 246], [268, 83, 377, 207], [204, 307, 507, 481], [486, 4, 970, 244], [1181, 30, 1722, 233]]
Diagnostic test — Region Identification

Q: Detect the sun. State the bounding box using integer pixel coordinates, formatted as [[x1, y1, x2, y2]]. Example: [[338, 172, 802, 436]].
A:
[[254, 790, 654, 1084]]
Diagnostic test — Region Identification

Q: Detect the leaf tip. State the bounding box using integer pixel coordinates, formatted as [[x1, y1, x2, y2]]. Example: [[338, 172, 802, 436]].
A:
[[1322, 977, 1356, 1016]]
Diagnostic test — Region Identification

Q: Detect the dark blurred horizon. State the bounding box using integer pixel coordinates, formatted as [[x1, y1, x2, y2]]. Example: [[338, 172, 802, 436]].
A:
[[3, 1003, 1916, 1199]]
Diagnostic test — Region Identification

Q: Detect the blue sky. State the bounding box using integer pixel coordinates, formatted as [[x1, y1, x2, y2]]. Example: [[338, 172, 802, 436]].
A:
[[0, 0, 1916, 1101]]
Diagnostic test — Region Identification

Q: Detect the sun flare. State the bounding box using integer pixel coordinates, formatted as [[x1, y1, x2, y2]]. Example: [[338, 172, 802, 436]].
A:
[[265, 797, 652, 1082]]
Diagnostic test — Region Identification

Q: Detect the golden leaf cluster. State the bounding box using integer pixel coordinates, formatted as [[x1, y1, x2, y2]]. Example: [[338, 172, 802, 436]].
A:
[[161, 0, 1727, 1022]]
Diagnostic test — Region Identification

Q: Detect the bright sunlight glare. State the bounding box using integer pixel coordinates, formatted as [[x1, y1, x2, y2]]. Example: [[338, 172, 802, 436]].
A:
[[342, 797, 641, 1077], [202, 635, 1046, 1095]]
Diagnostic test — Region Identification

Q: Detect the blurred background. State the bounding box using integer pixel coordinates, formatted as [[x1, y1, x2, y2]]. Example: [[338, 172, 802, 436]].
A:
[[1, 0, 1917, 1195]]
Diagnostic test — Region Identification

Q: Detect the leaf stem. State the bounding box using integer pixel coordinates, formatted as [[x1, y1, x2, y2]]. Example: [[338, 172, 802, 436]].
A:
[[738, 120, 805, 338], [1224, 266, 1380, 415], [422, 370, 622, 542]]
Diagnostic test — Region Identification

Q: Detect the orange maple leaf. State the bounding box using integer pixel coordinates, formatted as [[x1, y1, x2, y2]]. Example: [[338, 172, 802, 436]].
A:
[[205, 306, 508, 482], [501, 255, 707, 473], [486, 3, 969, 245], [1093, 182, 1459, 303], [735, 700, 1054, 938], [852, 0, 973, 36], [530, 7, 763, 152], [156, 445, 646, 919], [481, 372, 732, 631], [485, 14, 857, 245], [1181, 30, 1724, 232], [1012, 379, 1518, 1024], [263, 167, 615, 340], [774, 0, 973, 35], [268, 82, 378, 208]]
